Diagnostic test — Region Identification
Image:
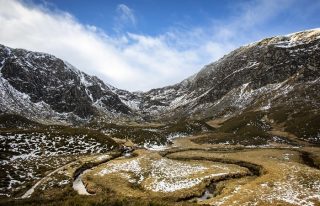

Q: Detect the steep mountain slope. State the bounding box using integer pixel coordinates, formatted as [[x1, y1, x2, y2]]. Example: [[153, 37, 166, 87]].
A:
[[143, 29, 320, 121], [0, 45, 140, 124], [139, 29, 320, 144]]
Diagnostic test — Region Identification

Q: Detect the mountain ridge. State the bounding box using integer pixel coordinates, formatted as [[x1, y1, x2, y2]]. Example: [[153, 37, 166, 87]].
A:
[[0, 28, 319, 125]]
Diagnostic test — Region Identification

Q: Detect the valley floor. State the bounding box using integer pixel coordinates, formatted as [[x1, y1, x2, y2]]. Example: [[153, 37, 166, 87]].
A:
[[1, 133, 320, 206]]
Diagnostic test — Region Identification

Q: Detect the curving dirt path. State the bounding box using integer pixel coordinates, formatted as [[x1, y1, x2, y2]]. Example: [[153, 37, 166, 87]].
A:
[[20, 161, 76, 199], [20, 151, 124, 198]]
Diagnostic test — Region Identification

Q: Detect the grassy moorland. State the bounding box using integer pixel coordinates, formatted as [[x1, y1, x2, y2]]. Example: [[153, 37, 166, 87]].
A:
[[0, 113, 320, 206]]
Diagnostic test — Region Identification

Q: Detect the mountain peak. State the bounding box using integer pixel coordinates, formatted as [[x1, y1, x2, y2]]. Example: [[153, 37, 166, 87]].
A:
[[247, 28, 320, 48]]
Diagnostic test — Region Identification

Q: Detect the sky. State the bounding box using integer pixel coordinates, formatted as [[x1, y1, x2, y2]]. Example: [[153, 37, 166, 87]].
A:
[[0, 0, 319, 91]]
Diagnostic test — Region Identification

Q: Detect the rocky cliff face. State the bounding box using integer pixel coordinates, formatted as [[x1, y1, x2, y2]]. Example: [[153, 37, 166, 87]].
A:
[[0, 29, 319, 125], [0, 45, 138, 124]]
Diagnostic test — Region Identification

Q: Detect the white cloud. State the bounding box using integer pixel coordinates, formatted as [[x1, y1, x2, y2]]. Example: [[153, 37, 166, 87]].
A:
[[0, 0, 299, 91]]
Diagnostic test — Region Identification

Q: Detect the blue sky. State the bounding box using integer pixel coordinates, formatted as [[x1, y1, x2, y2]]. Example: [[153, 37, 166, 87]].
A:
[[0, 0, 320, 91], [35, 0, 234, 35], [35, 0, 320, 37]]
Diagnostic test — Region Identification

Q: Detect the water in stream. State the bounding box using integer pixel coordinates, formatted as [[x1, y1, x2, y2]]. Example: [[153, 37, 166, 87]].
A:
[[72, 170, 92, 195], [197, 188, 213, 200], [72, 149, 134, 195]]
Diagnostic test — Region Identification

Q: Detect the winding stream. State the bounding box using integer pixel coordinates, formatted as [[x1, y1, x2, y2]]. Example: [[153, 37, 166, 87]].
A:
[[20, 144, 319, 203], [72, 147, 134, 195], [71, 146, 319, 203], [163, 153, 263, 202], [160, 147, 320, 202], [300, 151, 319, 169]]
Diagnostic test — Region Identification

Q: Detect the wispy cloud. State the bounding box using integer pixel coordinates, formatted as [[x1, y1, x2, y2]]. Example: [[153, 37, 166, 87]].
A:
[[210, 0, 296, 42], [0, 0, 313, 91], [114, 4, 136, 32]]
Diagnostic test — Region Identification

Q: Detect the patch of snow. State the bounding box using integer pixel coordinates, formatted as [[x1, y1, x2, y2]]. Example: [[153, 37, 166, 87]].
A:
[[144, 144, 169, 151], [260, 101, 271, 111], [142, 128, 159, 132], [167, 133, 187, 141], [146, 159, 229, 192], [96, 154, 110, 161], [99, 158, 142, 176], [120, 98, 140, 111], [96, 156, 244, 193], [222, 61, 260, 81], [282, 153, 294, 161], [58, 179, 70, 186]]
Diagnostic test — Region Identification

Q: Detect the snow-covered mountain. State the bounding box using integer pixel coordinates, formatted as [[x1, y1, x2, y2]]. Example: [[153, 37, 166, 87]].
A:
[[0, 29, 319, 124], [0, 45, 140, 124], [140, 29, 320, 121]]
